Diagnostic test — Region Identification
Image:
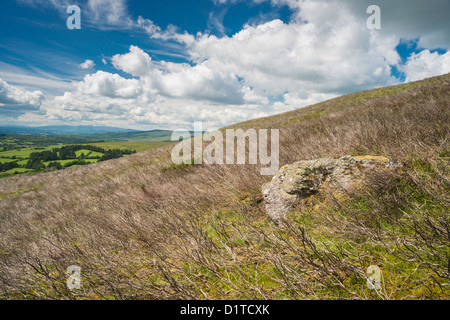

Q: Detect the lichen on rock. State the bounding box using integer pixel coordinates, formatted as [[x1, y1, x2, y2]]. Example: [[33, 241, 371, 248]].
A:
[[262, 155, 403, 222]]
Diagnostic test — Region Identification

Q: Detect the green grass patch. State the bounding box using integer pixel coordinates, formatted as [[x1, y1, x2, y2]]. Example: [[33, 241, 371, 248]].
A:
[[43, 159, 78, 166], [89, 141, 173, 153], [0, 167, 33, 178], [290, 110, 329, 123], [4, 167, 32, 174], [160, 159, 195, 173], [0, 145, 62, 159], [75, 149, 104, 158], [0, 158, 19, 163]]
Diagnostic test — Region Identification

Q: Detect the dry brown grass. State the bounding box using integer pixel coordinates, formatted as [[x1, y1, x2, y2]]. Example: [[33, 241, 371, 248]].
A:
[[0, 73, 448, 299]]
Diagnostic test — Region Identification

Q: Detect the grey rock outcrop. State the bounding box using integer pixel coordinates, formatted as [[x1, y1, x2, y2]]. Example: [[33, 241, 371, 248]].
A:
[[262, 155, 403, 222]]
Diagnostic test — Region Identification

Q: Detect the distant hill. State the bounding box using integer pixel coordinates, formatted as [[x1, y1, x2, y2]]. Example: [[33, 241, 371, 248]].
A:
[[0, 125, 174, 142], [0, 125, 139, 135], [92, 130, 174, 142]]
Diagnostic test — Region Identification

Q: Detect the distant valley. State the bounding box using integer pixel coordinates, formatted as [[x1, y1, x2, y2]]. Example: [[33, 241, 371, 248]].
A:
[[0, 126, 174, 178]]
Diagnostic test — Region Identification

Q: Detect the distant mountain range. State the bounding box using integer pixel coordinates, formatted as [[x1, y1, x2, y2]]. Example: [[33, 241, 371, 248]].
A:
[[0, 125, 175, 142], [0, 125, 140, 135]]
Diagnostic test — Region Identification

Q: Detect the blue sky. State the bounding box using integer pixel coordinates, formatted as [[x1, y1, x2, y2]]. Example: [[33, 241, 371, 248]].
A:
[[0, 0, 449, 130], [0, 0, 293, 89]]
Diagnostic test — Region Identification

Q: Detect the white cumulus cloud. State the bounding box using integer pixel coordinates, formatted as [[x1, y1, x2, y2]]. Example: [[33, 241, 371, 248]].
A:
[[79, 59, 96, 70], [18, 0, 450, 129], [0, 78, 44, 117], [401, 50, 450, 82], [112, 46, 153, 77]]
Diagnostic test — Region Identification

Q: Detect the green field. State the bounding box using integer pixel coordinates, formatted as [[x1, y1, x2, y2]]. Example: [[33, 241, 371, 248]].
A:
[[0, 167, 33, 178], [89, 141, 174, 153], [0, 145, 63, 159], [3, 167, 32, 173], [75, 149, 104, 158], [42, 159, 75, 166], [0, 158, 19, 164], [0, 137, 173, 179], [16, 160, 29, 166]]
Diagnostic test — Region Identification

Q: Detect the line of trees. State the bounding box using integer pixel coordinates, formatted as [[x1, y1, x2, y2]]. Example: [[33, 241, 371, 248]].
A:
[[0, 144, 137, 173], [98, 149, 127, 162], [27, 145, 136, 164], [0, 161, 19, 172]]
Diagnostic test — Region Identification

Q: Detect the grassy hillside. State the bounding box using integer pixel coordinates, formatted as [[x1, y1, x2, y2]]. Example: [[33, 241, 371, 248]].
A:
[[0, 74, 448, 300]]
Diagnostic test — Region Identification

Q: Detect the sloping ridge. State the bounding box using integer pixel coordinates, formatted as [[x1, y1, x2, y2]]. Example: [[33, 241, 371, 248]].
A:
[[0, 73, 448, 300]]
